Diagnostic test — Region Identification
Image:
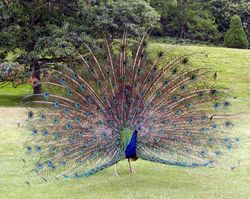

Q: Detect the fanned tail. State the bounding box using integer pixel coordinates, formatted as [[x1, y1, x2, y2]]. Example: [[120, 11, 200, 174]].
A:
[[23, 31, 239, 182], [135, 46, 239, 167]]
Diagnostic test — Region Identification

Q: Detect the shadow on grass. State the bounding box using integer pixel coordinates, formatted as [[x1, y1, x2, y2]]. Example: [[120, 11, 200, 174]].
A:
[[0, 95, 25, 106], [0, 84, 33, 107]]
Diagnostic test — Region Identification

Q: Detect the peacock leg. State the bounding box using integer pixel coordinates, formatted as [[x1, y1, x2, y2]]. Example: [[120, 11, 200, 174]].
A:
[[128, 158, 134, 173], [113, 163, 119, 177]]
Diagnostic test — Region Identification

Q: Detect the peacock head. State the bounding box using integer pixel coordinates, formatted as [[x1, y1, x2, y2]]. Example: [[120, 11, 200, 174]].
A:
[[134, 124, 142, 132], [120, 124, 141, 148]]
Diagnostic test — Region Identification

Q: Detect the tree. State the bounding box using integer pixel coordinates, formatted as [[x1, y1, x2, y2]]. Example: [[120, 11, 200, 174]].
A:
[[186, 5, 220, 42], [0, 61, 26, 88], [0, 0, 159, 93], [205, 0, 250, 42], [224, 15, 249, 49], [150, 0, 176, 36], [83, 0, 160, 38], [151, 0, 220, 42], [0, 0, 80, 93], [175, 0, 192, 38]]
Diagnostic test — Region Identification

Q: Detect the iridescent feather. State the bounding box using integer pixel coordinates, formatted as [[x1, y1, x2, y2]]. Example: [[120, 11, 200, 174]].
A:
[[23, 32, 239, 180]]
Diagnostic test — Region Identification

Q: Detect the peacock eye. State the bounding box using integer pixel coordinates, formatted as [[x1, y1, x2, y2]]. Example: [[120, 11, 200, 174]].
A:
[[26, 146, 32, 152], [210, 89, 217, 95], [146, 78, 151, 83], [191, 74, 196, 80], [28, 111, 33, 118], [158, 51, 164, 57], [61, 162, 66, 166], [182, 58, 188, 64], [43, 92, 49, 98]]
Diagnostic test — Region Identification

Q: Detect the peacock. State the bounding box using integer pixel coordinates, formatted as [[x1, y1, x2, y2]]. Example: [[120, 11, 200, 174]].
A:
[[22, 31, 239, 181]]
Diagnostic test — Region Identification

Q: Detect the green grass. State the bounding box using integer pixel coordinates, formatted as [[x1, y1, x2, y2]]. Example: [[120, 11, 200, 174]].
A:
[[0, 84, 32, 106], [0, 43, 250, 198], [0, 126, 249, 199], [1, 43, 249, 109], [148, 43, 250, 109]]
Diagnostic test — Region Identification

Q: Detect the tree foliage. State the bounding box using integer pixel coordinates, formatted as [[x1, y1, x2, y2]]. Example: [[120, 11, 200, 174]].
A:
[[186, 8, 220, 42], [0, 61, 26, 88], [0, 0, 249, 92], [224, 15, 249, 49], [0, 0, 159, 93], [205, 0, 249, 38], [151, 0, 220, 42], [151, 0, 249, 43]]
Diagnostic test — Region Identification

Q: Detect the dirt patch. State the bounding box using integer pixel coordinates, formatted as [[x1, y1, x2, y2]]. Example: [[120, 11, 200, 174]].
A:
[[0, 107, 26, 130]]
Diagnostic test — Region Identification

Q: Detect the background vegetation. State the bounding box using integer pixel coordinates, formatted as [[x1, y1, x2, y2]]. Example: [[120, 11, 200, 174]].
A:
[[0, 0, 249, 94], [224, 15, 249, 49], [151, 0, 249, 43], [0, 1, 249, 198], [0, 43, 249, 199]]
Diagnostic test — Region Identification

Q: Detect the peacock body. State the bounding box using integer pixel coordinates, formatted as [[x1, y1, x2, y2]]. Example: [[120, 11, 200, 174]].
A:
[[23, 32, 239, 180]]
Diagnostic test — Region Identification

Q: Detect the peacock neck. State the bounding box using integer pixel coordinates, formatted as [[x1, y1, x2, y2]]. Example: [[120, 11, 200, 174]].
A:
[[122, 129, 138, 159]]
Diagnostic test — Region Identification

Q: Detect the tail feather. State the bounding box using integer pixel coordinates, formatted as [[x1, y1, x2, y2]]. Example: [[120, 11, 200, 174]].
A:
[[23, 31, 239, 180]]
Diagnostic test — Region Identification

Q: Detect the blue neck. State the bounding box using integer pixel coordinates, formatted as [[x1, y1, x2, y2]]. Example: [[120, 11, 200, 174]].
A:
[[125, 130, 138, 158]]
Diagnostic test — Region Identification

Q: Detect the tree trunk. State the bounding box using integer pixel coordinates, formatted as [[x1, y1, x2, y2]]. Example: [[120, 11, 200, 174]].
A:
[[32, 61, 42, 94], [176, 0, 187, 39]]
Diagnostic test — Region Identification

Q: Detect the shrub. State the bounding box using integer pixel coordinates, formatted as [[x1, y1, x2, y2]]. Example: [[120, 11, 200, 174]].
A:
[[224, 15, 249, 49]]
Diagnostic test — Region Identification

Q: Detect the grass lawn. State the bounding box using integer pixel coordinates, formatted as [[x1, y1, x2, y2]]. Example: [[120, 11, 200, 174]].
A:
[[0, 43, 249, 199], [0, 84, 32, 106]]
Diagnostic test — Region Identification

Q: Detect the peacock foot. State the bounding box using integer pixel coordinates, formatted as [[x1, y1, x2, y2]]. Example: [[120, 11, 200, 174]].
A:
[[129, 168, 135, 173], [113, 172, 119, 177]]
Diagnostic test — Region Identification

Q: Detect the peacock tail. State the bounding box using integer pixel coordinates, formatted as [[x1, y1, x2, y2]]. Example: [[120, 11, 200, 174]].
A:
[[23, 32, 239, 180]]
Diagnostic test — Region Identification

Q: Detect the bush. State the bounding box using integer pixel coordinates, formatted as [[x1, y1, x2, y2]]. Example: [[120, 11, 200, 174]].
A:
[[186, 10, 220, 43], [224, 15, 249, 49]]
